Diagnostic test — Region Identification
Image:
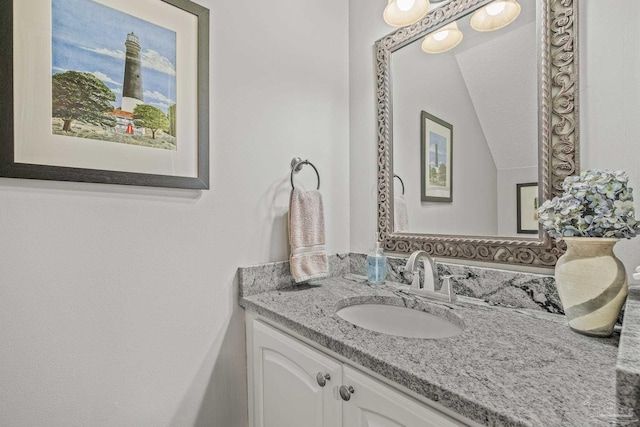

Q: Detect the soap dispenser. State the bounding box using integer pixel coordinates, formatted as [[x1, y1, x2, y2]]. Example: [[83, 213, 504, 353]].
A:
[[367, 233, 387, 286]]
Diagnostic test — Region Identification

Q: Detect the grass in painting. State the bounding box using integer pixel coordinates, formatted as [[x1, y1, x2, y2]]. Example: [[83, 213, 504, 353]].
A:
[[53, 118, 177, 150]]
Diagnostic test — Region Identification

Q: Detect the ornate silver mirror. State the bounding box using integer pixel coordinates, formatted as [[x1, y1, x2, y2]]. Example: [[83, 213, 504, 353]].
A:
[[376, 0, 578, 267]]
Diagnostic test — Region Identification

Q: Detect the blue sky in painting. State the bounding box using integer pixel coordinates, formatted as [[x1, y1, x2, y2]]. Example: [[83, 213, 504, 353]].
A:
[[428, 132, 447, 168], [52, 0, 176, 113]]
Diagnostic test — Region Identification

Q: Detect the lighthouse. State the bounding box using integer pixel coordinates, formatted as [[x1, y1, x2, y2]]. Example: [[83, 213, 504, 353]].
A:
[[121, 32, 144, 113]]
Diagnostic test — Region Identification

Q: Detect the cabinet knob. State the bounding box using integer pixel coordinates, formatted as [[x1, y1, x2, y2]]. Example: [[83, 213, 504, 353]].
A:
[[339, 385, 355, 401], [316, 372, 331, 387]]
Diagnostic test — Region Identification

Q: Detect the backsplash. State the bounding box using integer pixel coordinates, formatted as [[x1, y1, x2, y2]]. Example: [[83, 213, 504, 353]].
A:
[[238, 253, 351, 298], [239, 252, 566, 315], [350, 254, 562, 314]]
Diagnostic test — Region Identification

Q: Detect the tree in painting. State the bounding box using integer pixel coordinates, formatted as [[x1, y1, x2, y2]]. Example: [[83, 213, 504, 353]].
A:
[[167, 104, 177, 137], [133, 104, 170, 139], [52, 71, 117, 132]]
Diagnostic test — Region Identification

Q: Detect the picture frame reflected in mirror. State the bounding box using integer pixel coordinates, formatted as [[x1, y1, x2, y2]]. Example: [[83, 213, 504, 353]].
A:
[[517, 182, 539, 234], [420, 111, 452, 203]]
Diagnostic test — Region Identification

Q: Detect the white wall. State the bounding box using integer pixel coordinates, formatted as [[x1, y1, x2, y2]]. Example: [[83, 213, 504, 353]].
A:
[[350, 0, 640, 282], [580, 0, 640, 283], [0, 0, 350, 425]]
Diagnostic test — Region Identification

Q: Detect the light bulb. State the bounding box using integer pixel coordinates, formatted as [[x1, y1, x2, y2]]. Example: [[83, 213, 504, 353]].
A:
[[433, 30, 449, 41], [470, 0, 521, 32], [421, 22, 463, 54], [383, 0, 430, 28], [396, 0, 416, 11], [486, 1, 506, 16]]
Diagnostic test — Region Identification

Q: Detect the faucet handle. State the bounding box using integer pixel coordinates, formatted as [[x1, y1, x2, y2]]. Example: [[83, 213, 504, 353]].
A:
[[407, 270, 421, 289], [439, 277, 456, 302], [439, 274, 467, 302]]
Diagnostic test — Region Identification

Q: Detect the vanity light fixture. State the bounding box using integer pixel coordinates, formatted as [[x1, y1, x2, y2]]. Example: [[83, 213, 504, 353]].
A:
[[470, 0, 521, 32], [383, 0, 430, 27], [421, 21, 463, 54]]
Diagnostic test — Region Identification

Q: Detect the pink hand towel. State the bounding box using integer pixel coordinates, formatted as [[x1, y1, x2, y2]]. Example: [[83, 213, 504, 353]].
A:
[[288, 188, 329, 283]]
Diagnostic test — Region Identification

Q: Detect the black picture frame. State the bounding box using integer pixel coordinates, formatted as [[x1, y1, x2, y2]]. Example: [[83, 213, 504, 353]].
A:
[[0, 0, 209, 189], [420, 111, 453, 202], [517, 182, 539, 234]]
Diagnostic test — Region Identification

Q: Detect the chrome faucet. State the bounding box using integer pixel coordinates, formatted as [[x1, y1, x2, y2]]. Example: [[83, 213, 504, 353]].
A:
[[405, 250, 439, 291], [404, 250, 466, 303]]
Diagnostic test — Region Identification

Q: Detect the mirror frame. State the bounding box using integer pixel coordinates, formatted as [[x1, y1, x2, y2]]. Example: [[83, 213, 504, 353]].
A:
[[375, 0, 579, 267]]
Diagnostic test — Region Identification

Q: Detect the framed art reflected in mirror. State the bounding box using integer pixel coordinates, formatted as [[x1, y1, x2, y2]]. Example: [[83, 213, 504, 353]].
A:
[[517, 182, 539, 234], [421, 111, 453, 203]]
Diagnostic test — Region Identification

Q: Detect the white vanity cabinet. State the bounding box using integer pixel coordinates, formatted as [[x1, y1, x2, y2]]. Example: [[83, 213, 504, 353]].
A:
[[342, 365, 463, 427], [247, 317, 468, 427], [249, 318, 342, 427]]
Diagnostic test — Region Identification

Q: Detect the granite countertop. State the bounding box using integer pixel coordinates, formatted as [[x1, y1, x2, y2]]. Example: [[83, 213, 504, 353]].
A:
[[240, 274, 627, 427], [618, 285, 640, 424]]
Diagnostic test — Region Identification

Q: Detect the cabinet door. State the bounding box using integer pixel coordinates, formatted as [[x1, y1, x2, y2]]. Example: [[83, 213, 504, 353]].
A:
[[251, 320, 342, 427], [342, 365, 466, 427]]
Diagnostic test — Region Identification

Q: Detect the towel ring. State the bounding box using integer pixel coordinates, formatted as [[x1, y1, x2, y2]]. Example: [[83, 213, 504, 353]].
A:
[[290, 157, 320, 190], [393, 174, 405, 195]]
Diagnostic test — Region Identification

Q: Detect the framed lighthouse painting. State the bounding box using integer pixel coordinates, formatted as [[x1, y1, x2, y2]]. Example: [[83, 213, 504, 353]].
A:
[[420, 110, 453, 203], [0, 0, 210, 189]]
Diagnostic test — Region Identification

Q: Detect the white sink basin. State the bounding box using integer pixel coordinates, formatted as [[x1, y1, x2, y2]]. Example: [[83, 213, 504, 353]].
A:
[[336, 303, 464, 339]]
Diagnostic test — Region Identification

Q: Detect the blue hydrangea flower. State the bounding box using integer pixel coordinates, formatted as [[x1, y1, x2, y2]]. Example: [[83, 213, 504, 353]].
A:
[[537, 170, 639, 239]]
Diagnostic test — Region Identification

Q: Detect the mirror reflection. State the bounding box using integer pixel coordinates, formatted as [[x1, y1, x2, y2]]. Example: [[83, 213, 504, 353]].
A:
[[391, 0, 538, 237]]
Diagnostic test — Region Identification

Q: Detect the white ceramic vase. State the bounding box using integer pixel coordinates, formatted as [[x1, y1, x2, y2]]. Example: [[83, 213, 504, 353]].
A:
[[555, 237, 628, 337]]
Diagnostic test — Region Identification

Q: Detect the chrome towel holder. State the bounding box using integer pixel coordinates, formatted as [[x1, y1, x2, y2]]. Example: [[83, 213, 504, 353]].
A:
[[393, 174, 405, 195], [290, 157, 320, 190]]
